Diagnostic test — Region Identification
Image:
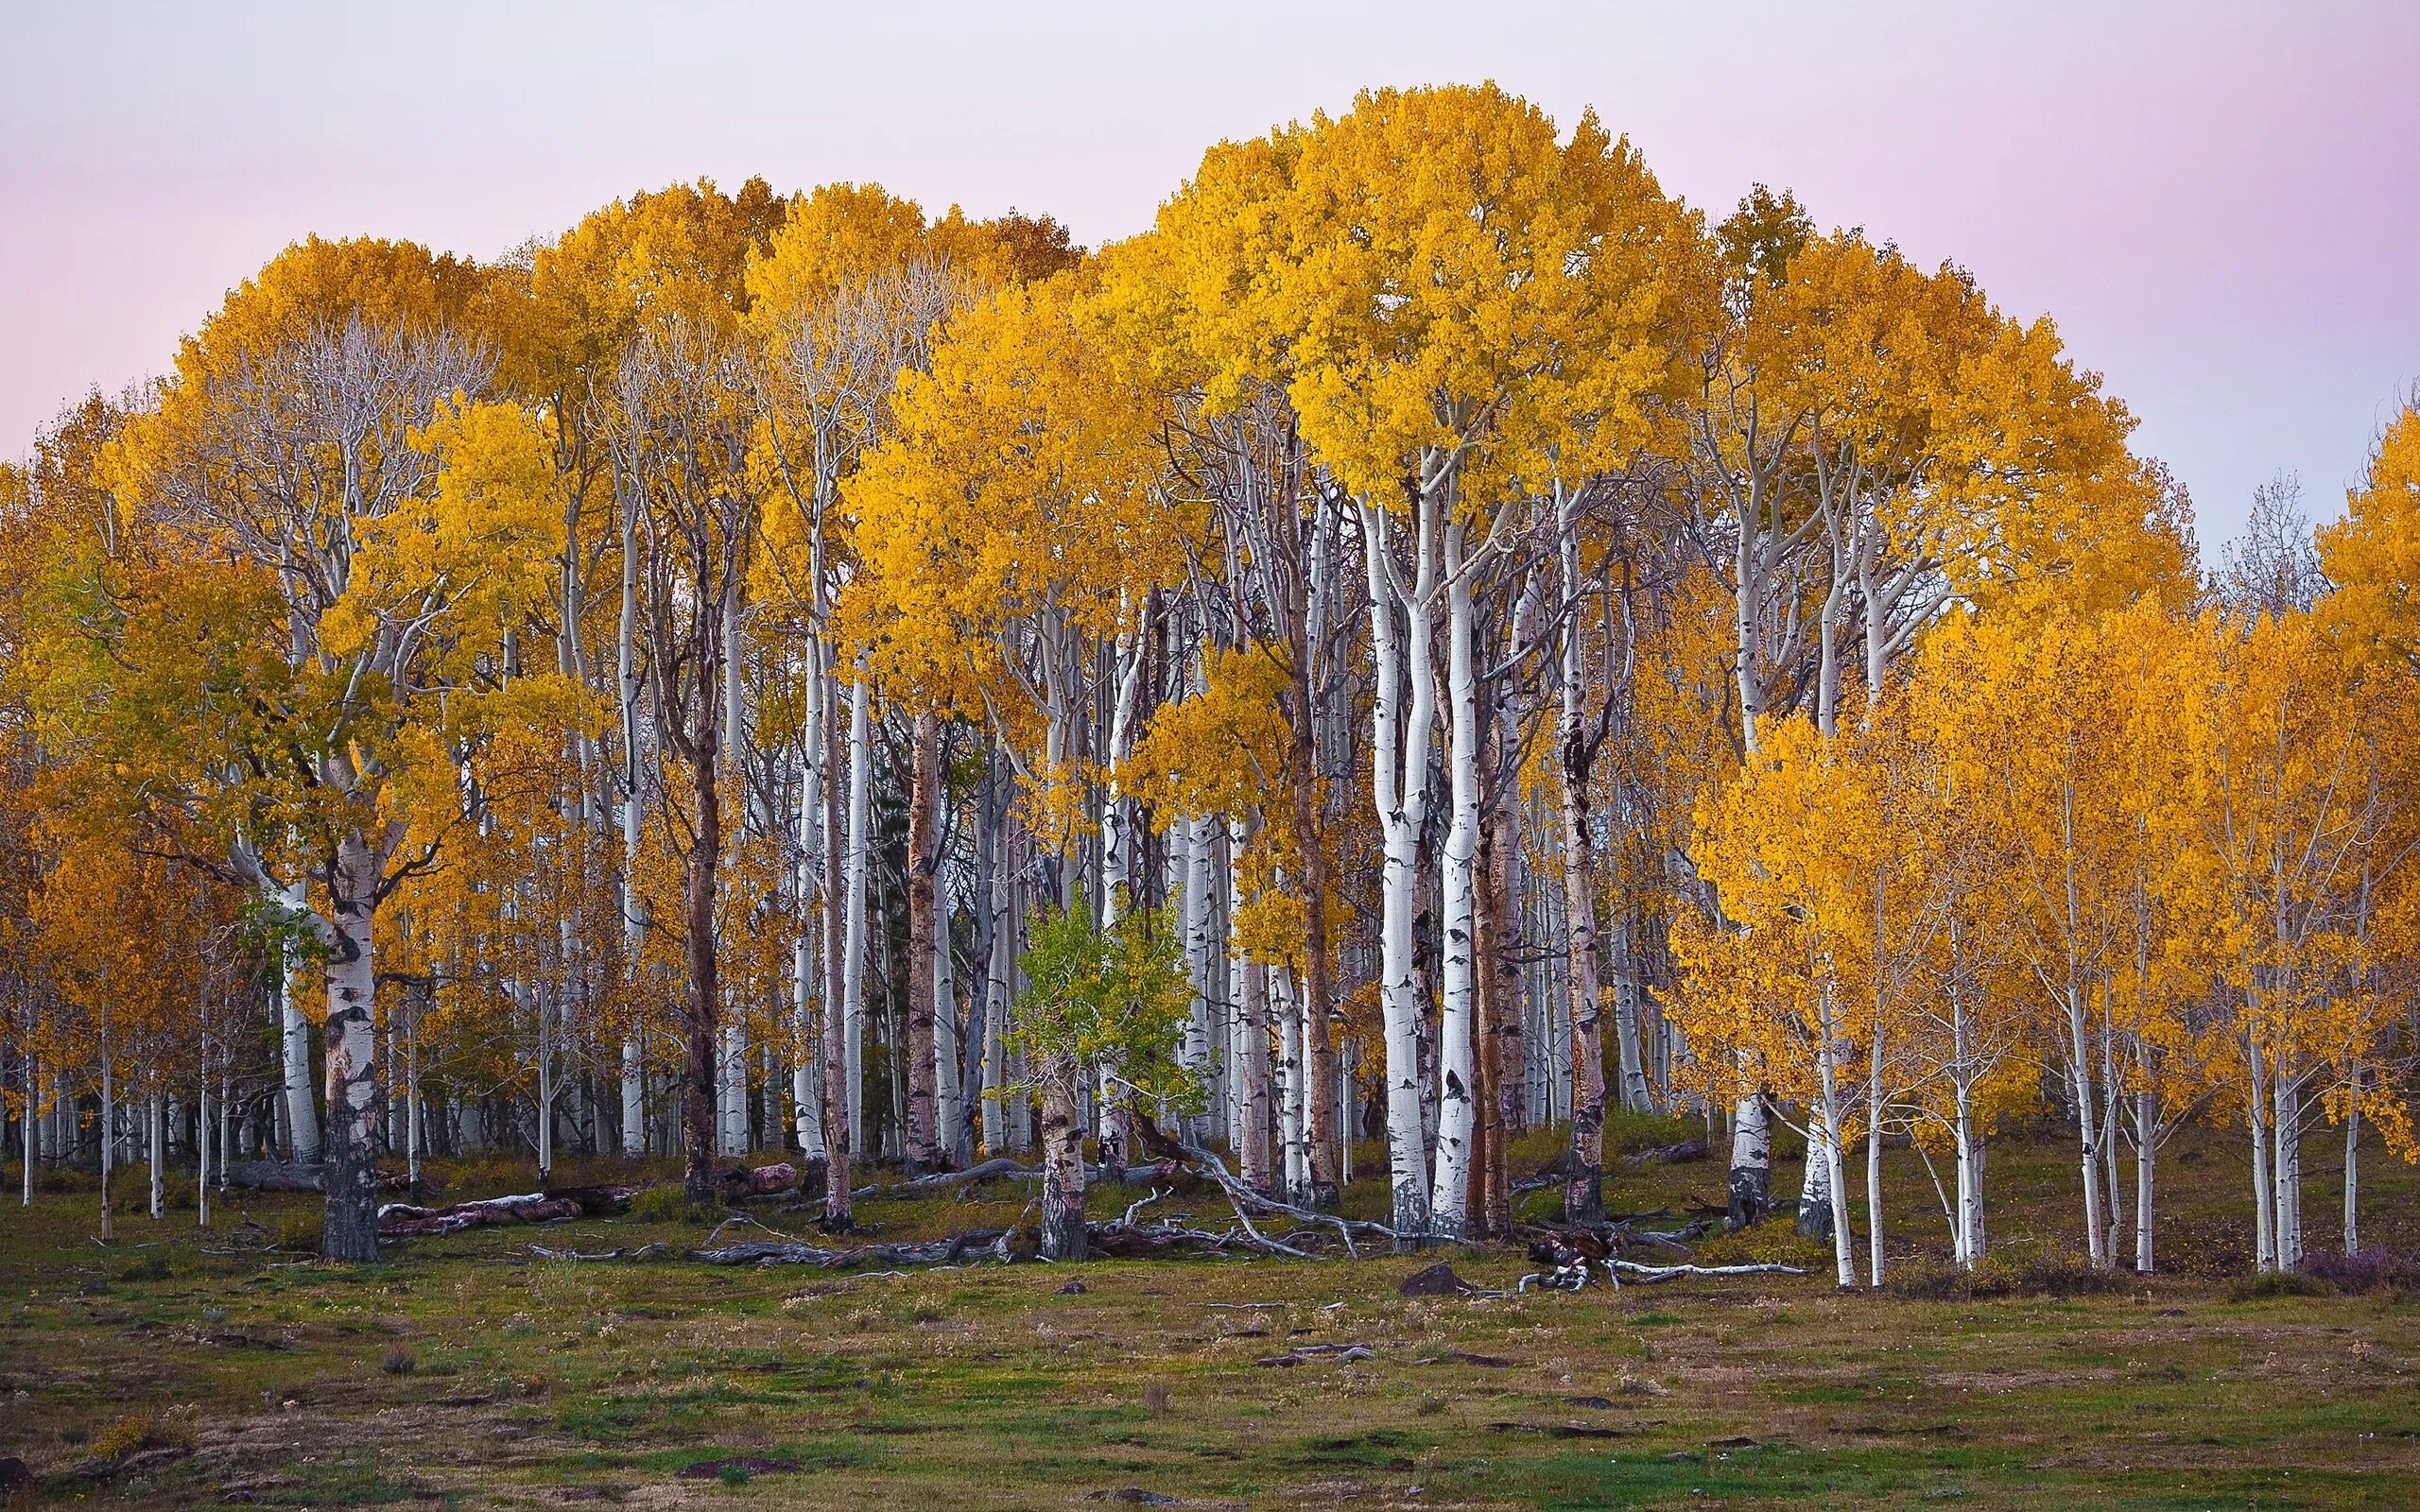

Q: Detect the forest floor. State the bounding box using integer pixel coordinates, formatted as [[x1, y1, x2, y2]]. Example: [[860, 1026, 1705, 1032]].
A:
[[4, 1118, 2418, 1510]]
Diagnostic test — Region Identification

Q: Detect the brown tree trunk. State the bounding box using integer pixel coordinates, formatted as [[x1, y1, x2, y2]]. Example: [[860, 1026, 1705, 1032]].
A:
[[1287, 647, 1340, 1209], [1469, 787, 1511, 1241], [904, 712, 942, 1174]]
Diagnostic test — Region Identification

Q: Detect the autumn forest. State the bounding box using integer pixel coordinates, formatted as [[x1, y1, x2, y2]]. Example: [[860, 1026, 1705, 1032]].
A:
[[5, 85, 2420, 1503]]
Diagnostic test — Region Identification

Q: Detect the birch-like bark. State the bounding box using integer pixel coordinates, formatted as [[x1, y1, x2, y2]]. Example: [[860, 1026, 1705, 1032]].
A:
[[1727, 1093, 1772, 1231], [2134, 1088, 2157, 1273], [319, 831, 387, 1262], [935, 887, 962, 1160], [279, 878, 320, 1166], [1429, 523, 1480, 1237], [617, 471, 648, 1158], [1364, 498, 1440, 1237], [841, 673, 873, 1155], [147, 1092, 164, 1220], [2273, 1072, 2304, 1270], [2064, 980, 2108, 1268], [2343, 1072, 2360, 1255]]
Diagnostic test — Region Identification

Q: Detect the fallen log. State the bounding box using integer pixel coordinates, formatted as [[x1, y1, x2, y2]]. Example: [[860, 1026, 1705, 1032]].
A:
[[379, 1192, 583, 1238], [1610, 1259, 1806, 1282], [720, 1161, 803, 1200], [1621, 1140, 1709, 1167]]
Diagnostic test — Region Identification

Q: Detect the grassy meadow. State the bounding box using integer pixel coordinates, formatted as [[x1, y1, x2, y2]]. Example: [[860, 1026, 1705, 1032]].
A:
[[3, 1118, 2416, 1509]]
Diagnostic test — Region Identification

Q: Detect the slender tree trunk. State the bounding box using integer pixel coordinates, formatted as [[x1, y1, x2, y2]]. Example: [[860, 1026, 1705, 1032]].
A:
[[280, 879, 320, 1167], [2273, 1072, 2304, 1271], [99, 1053, 114, 1242], [2135, 1090, 2156, 1274], [680, 739, 723, 1208], [841, 674, 873, 1156], [1285, 578, 1340, 1210], [1430, 537, 1479, 1239], [905, 711, 942, 1172], [1815, 1016, 1855, 1287], [1364, 496, 1437, 1239], [2065, 983, 2107, 1268], [147, 1092, 164, 1220], [2343, 1068, 2360, 1255], [2247, 1040, 2276, 1272]]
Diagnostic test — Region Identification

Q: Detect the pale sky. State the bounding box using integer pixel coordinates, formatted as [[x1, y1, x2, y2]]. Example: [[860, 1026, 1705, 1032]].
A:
[[4, 0, 2414, 546]]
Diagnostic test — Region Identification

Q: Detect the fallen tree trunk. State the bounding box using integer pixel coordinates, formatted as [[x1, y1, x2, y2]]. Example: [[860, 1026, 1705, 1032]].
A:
[[379, 1193, 585, 1238], [1610, 1260, 1807, 1281]]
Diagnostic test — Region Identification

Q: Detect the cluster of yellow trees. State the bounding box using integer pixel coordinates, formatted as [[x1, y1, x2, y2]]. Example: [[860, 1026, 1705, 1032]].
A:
[[0, 84, 2411, 1272]]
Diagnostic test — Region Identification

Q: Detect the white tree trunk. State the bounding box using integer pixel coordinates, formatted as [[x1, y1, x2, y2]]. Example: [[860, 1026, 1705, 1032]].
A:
[[1429, 529, 1480, 1236], [2273, 1072, 2303, 1271], [935, 890, 961, 1160], [1728, 1093, 1772, 1232], [279, 879, 320, 1166], [2135, 1089, 2156, 1274], [1363, 499, 1438, 1238], [842, 673, 873, 1154], [1180, 812, 1215, 1144], [2245, 1037, 2276, 1271], [147, 1092, 164, 1220], [2065, 984, 2107, 1268], [2343, 1070, 2360, 1255], [319, 833, 386, 1262]]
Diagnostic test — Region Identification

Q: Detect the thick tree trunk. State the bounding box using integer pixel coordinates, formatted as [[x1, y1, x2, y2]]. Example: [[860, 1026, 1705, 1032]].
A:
[[1726, 1091, 1771, 1231], [320, 833, 387, 1262], [905, 712, 942, 1172], [1038, 1060, 1087, 1261], [1798, 1129, 1835, 1241]]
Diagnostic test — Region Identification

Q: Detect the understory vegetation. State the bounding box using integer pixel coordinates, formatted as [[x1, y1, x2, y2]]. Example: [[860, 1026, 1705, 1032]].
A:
[[4, 1125, 2416, 1509]]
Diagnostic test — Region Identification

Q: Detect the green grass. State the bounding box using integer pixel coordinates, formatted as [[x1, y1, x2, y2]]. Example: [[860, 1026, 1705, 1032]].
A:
[[1, 1125, 2415, 1508]]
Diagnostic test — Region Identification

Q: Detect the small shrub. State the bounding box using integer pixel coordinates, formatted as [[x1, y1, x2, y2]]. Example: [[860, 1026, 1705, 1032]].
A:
[[2229, 1269, 2328, 1302], [275, 1208, 323, 1253], [381, 1343, 417, 1376], [1693, 1220, 1828, 1271], [2301, 1248, 2420, 1296], [628, 1184, 702, 1224], [1888, 1241, 2123, 1300], [118, 1252, 173, 1283], [90, 1406, 198, 1461]]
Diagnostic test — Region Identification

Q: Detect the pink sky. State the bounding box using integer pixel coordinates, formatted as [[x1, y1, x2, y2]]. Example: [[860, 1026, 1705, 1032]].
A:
[[4, 1, 2413, 545]]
